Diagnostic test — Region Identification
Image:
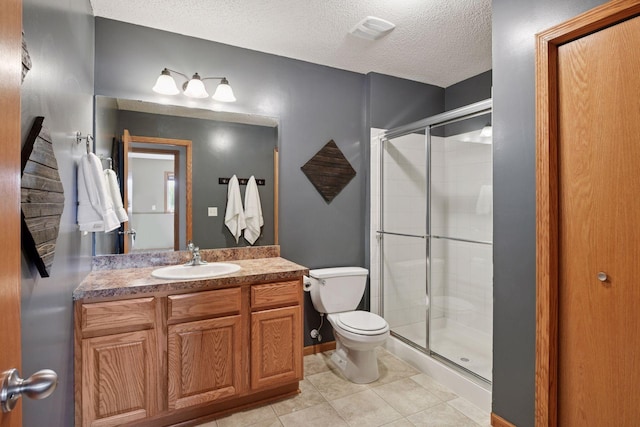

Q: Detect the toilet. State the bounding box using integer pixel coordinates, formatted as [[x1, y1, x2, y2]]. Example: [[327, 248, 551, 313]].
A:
[[305, 267, 390, 383]]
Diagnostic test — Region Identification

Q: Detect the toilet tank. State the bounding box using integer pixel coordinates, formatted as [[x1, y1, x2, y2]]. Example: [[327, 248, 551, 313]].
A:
[[309, 267, 368, 314]]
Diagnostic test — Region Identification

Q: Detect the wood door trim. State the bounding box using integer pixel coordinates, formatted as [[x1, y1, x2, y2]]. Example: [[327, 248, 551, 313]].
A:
[[535, 2, 640, 426], [128, 134, 193, 245], [491, 413, 517, 427], [0, 0, 22, 426], [273, 147, 279, 245]]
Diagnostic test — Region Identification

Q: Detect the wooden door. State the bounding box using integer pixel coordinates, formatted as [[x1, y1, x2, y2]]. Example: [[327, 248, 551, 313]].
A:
[[250, 306, 302, 390], [557, 15, 640, 426], [167, 316, 243, 410], [536, 2, 640, 426], [0, 0, 23, 426], [81, 330, 158, 426]]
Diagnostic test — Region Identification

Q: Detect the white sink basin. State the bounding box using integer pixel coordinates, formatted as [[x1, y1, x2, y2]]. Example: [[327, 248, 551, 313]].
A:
[[151, 262, 241, 280]]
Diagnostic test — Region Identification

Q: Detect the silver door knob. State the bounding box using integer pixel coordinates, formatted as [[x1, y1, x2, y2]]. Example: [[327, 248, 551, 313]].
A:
[[0, 368, 58, 413], [597, 272, 608, 282]]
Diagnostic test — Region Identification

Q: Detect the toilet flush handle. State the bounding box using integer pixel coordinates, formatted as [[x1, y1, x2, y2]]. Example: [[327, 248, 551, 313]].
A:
[[303, 276, 312, 292]]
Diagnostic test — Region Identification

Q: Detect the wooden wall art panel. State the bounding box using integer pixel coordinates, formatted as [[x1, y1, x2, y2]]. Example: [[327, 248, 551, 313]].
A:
[[300, 139, 356, 203], [21, 116, 64, 277]]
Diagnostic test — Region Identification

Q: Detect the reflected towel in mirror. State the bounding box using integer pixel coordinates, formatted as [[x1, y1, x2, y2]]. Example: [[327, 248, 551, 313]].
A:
[[224, 175, 246, 243], [244, 176, 263, 245], [104, 169, 128, 223]]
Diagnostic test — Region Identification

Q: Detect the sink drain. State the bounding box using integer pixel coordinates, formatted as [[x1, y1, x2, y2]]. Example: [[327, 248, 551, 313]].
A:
[[460, 357, 470, 363]]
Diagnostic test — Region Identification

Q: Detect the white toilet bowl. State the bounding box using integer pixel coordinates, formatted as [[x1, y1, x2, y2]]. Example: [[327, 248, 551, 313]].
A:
[[305, 267, 390, 383], [327, 311, 390, 383]]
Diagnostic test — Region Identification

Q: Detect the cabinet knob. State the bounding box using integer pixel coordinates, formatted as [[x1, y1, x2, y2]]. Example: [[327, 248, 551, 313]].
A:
[[597, 272, 608, 282]]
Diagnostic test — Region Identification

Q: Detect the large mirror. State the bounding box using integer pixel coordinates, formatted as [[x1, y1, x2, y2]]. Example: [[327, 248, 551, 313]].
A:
[[93, 96, 279, 255]]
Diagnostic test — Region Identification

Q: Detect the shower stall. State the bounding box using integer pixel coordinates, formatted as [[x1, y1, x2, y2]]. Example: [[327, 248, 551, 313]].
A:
[[370, 100, 493, 391]]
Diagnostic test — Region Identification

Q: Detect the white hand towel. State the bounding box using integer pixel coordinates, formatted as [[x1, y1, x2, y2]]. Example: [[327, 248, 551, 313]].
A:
[[104, 169, 129, 223], [243, 176, 264, 245], [224, 175, 246, 243], [77, 153, 120, 232]]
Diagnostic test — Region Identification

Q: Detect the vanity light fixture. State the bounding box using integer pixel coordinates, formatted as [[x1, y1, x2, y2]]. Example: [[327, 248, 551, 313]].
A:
[[152, 68, 236, 102]]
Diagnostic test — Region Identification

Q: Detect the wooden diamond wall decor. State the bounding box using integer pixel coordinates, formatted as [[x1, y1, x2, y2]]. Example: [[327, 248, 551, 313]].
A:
[[301, 140, 356, 203], [21, 116, 64, 277]]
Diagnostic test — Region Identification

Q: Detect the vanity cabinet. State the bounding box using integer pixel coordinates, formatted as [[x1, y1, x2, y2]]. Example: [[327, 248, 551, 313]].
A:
[[77, 297, 159, 427], [167, 288, 244, 410], [75, 277, 303, 427], [250, 281, 303, 390]]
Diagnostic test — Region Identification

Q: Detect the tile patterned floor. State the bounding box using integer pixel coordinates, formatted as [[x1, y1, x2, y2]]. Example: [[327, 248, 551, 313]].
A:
[[196, 348, 490, 427]]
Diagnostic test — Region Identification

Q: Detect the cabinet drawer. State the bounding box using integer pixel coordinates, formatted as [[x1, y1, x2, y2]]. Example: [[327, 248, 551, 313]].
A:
[[251, 281, 300, 310], [168, 287, 241, 323], [81, 297, 156, 335]]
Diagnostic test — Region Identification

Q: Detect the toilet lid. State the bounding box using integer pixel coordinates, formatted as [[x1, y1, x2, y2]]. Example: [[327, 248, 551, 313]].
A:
[[333, 311, 389, 336]]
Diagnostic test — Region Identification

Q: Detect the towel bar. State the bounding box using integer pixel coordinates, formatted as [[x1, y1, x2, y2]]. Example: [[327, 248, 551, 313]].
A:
[[219, 177, 265, 186]]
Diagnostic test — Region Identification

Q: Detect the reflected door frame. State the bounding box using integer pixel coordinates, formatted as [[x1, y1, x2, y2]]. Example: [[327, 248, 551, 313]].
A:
[[130, 147, 181, 250], [122, 130, 192, 253]]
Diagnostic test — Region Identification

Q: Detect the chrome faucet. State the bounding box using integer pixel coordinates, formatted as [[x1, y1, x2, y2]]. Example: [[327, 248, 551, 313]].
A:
[[185, 241, 208, 266]]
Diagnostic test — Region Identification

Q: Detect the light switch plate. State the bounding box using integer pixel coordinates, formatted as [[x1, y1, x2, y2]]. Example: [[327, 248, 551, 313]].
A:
[[208, 207, 218, 217]]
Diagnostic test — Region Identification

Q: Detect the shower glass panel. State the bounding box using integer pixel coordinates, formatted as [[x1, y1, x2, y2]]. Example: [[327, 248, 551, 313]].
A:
[[429, 112, 493, 381], [380, 132, 428, 350], [377, 102, 492, 383]]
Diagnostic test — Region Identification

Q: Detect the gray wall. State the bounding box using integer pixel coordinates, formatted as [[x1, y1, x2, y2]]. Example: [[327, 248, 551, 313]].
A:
[[95, 18, 364, 271], [117, 110, 276, 249], [94, 19, 447, 347], [367, 72, 445, 130], [445, 70, 492, 111], [492, 1, 606, 425], [20, 0, 94, 426]]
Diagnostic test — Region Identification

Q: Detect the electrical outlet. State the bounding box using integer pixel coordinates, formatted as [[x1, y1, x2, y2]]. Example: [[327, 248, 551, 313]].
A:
[[208, 207, 218, 217]]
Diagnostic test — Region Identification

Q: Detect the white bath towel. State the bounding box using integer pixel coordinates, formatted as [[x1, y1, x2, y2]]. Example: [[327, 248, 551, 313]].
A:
[[77, 153, 120, 232], [224, 175, 246, 243], [243, 176, 264, 245], [104, 169, 129, 223]]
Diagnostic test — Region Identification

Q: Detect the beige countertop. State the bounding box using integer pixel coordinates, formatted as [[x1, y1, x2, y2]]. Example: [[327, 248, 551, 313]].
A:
[[73, 257, 308, 301]]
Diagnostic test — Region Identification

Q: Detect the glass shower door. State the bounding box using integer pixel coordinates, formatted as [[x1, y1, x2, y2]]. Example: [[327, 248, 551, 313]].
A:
[[428, 112, 493, 381], [380, 131, 428, 350]]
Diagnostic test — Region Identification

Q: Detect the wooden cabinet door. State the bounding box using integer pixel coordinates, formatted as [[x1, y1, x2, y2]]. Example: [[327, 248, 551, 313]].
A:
[[81, 329, 158, 427], [250, 306, 302, 390], [168, 315, 243, 410]]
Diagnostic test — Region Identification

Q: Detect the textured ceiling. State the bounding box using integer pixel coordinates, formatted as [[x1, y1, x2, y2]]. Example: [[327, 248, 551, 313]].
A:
[[90, 0, 491, 88]]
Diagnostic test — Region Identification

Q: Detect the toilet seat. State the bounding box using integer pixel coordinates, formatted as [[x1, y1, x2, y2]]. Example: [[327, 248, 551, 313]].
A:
[[329, 311, 389, 336]]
